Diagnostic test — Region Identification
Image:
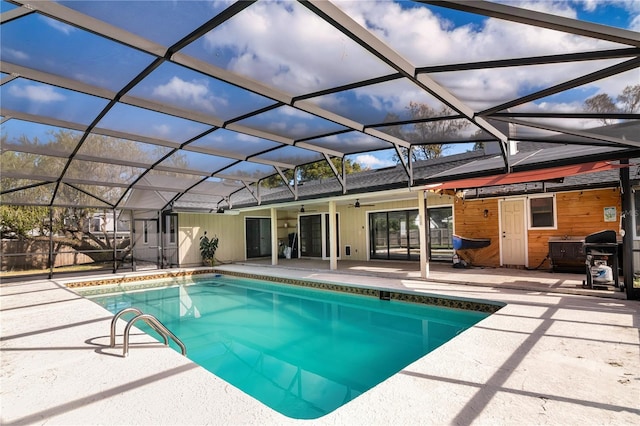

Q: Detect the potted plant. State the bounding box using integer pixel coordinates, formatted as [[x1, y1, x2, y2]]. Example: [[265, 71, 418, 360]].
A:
[[199, 231, 219, 266]]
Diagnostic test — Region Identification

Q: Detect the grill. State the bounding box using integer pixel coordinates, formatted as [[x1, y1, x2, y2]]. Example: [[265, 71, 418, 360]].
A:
[[582, 230, 622, 290]]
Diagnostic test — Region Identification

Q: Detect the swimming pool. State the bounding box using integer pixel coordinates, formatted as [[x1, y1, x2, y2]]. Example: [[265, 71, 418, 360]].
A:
[[82, 274, 494, 419]]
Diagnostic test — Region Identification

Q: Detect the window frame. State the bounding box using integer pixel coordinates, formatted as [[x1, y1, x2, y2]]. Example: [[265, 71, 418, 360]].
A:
[[527, 194, 557, 230]]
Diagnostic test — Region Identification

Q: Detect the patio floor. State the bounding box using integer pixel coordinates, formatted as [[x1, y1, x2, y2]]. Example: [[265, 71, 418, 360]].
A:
[[1, 263, 638, 425], [237, 258, 627, 299]]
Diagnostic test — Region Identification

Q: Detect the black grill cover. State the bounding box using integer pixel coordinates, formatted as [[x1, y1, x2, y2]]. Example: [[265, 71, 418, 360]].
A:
[[584, 230, 617, 244]]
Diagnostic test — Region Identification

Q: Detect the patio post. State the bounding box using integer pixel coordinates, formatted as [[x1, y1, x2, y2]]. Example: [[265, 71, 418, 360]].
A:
[[419, 190, 429, 279], [329, 200, 337, 270], [270, 207, 278, 266]]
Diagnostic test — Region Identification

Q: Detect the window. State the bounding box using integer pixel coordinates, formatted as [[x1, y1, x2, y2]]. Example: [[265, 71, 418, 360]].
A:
[[90, 217, 101, 232], [165, 214, 177, 246], [529, 196, 555, 228]]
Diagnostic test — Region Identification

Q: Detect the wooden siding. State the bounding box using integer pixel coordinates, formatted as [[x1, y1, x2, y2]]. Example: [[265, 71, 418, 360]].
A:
[[529, 188, 621, 269], [454, 188, 622, 269], [453, 198, 500, 266]]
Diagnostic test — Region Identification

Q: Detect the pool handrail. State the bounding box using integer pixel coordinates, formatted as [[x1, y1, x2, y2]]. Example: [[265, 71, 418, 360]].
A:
[[110, 307, 187, 357], [110, 307, 168, 347]]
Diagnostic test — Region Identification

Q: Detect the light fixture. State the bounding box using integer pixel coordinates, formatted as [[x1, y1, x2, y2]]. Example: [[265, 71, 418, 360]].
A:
[[300, 205, 305, 213], [483, 209, 489, 218], [217, 207, 224, 214], [354, 199, 361, 208]]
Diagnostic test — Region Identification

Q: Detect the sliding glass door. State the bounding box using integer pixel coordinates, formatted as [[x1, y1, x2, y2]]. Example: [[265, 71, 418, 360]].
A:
[[299, 215, 322, 257], [299, 213, 340, 259], [428, 206, 453, 260], [246, 217, 271, 258], [369, 210, 419, 261]]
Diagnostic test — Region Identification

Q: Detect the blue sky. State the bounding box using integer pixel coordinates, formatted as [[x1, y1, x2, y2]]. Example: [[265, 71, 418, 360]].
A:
[[2, 0, 638, 173]]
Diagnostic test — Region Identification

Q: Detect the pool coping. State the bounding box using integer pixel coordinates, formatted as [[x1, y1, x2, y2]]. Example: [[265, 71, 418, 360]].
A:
[[67, 268, 503, 314]]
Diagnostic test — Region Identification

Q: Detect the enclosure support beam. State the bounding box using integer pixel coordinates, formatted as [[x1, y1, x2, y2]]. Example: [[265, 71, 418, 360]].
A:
[[323, 154, 345, 194], [113, 209, 117, 273], [131, 210, 137, 272], [48, 207, 54, 280], [243, 180, 260, 204], [620, 159, 638, 300], [394, 144, 413, 186], [274, 166, 296, 199], [158, 211, 163, 269]]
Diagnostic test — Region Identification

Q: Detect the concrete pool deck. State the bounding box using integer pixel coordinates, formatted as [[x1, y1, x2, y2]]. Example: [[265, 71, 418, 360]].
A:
[[1, 264, 639, 425]]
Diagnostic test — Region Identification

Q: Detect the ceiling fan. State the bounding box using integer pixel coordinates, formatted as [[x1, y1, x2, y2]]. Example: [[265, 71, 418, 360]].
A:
[[348, 199, 375, 208]]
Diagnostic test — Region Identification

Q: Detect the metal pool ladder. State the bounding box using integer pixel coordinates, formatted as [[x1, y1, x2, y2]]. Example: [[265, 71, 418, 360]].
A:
[[110, 307, 187, 357]]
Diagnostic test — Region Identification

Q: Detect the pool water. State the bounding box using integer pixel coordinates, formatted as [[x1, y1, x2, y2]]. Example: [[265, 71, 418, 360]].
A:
[[88, 275, 489, 419]]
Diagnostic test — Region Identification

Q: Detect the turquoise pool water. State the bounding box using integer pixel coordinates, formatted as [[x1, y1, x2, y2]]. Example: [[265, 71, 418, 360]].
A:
[[87, 275, 490, 419]]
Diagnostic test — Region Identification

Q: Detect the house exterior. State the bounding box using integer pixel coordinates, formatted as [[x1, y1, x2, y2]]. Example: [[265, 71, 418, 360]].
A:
[[452, 186, 623, 270], [170, 145, 637, 282]]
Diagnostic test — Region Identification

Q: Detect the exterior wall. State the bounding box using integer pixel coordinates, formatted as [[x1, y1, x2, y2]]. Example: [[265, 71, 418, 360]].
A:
[[454, 188, 622, 269], [338, 199, 419, 261], [529, 188, 621, 269], [178, 209, 272, 266], [452, 198, 500, 266], [177, 192, 456, 265], [337, 194, 454, 261]]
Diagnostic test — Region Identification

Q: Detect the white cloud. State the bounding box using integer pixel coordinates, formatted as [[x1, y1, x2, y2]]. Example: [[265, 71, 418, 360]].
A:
[[3, 48, 29, 62], [236, 133, 264, 143], [40, 16, 75, 35], [8, 84, 65, 103], [153, 124, 171, 137], [197, 0, 636, 128], [152, 76, 225, 113], [630, 13, 640, 31], [202, 1, 391, 94], [354, 153, 395, 169], [333, 0, 635, 118]]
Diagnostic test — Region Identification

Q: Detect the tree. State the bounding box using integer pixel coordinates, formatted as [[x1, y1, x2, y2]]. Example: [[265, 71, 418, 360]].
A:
[[391, 102, 470, 163], [584, 85, 639, 126], [584, 93, 617, 125], [261, 158, 363, 188], [0, 205, 48, 239], [617, 84, 640, 113], [261, 168, 295, 188], [1, 129, 173, 266], [299, 158, 362, 182]]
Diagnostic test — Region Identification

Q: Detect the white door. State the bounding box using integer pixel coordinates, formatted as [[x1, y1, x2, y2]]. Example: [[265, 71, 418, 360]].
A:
[[501, 199, 526, 266]]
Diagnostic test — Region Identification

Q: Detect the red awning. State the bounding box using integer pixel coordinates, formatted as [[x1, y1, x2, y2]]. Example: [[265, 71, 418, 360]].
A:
[[424, 161, 627, 191]]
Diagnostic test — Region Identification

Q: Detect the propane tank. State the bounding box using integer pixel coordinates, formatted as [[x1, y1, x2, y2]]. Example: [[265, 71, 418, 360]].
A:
[[592, 264, 613, 283]]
